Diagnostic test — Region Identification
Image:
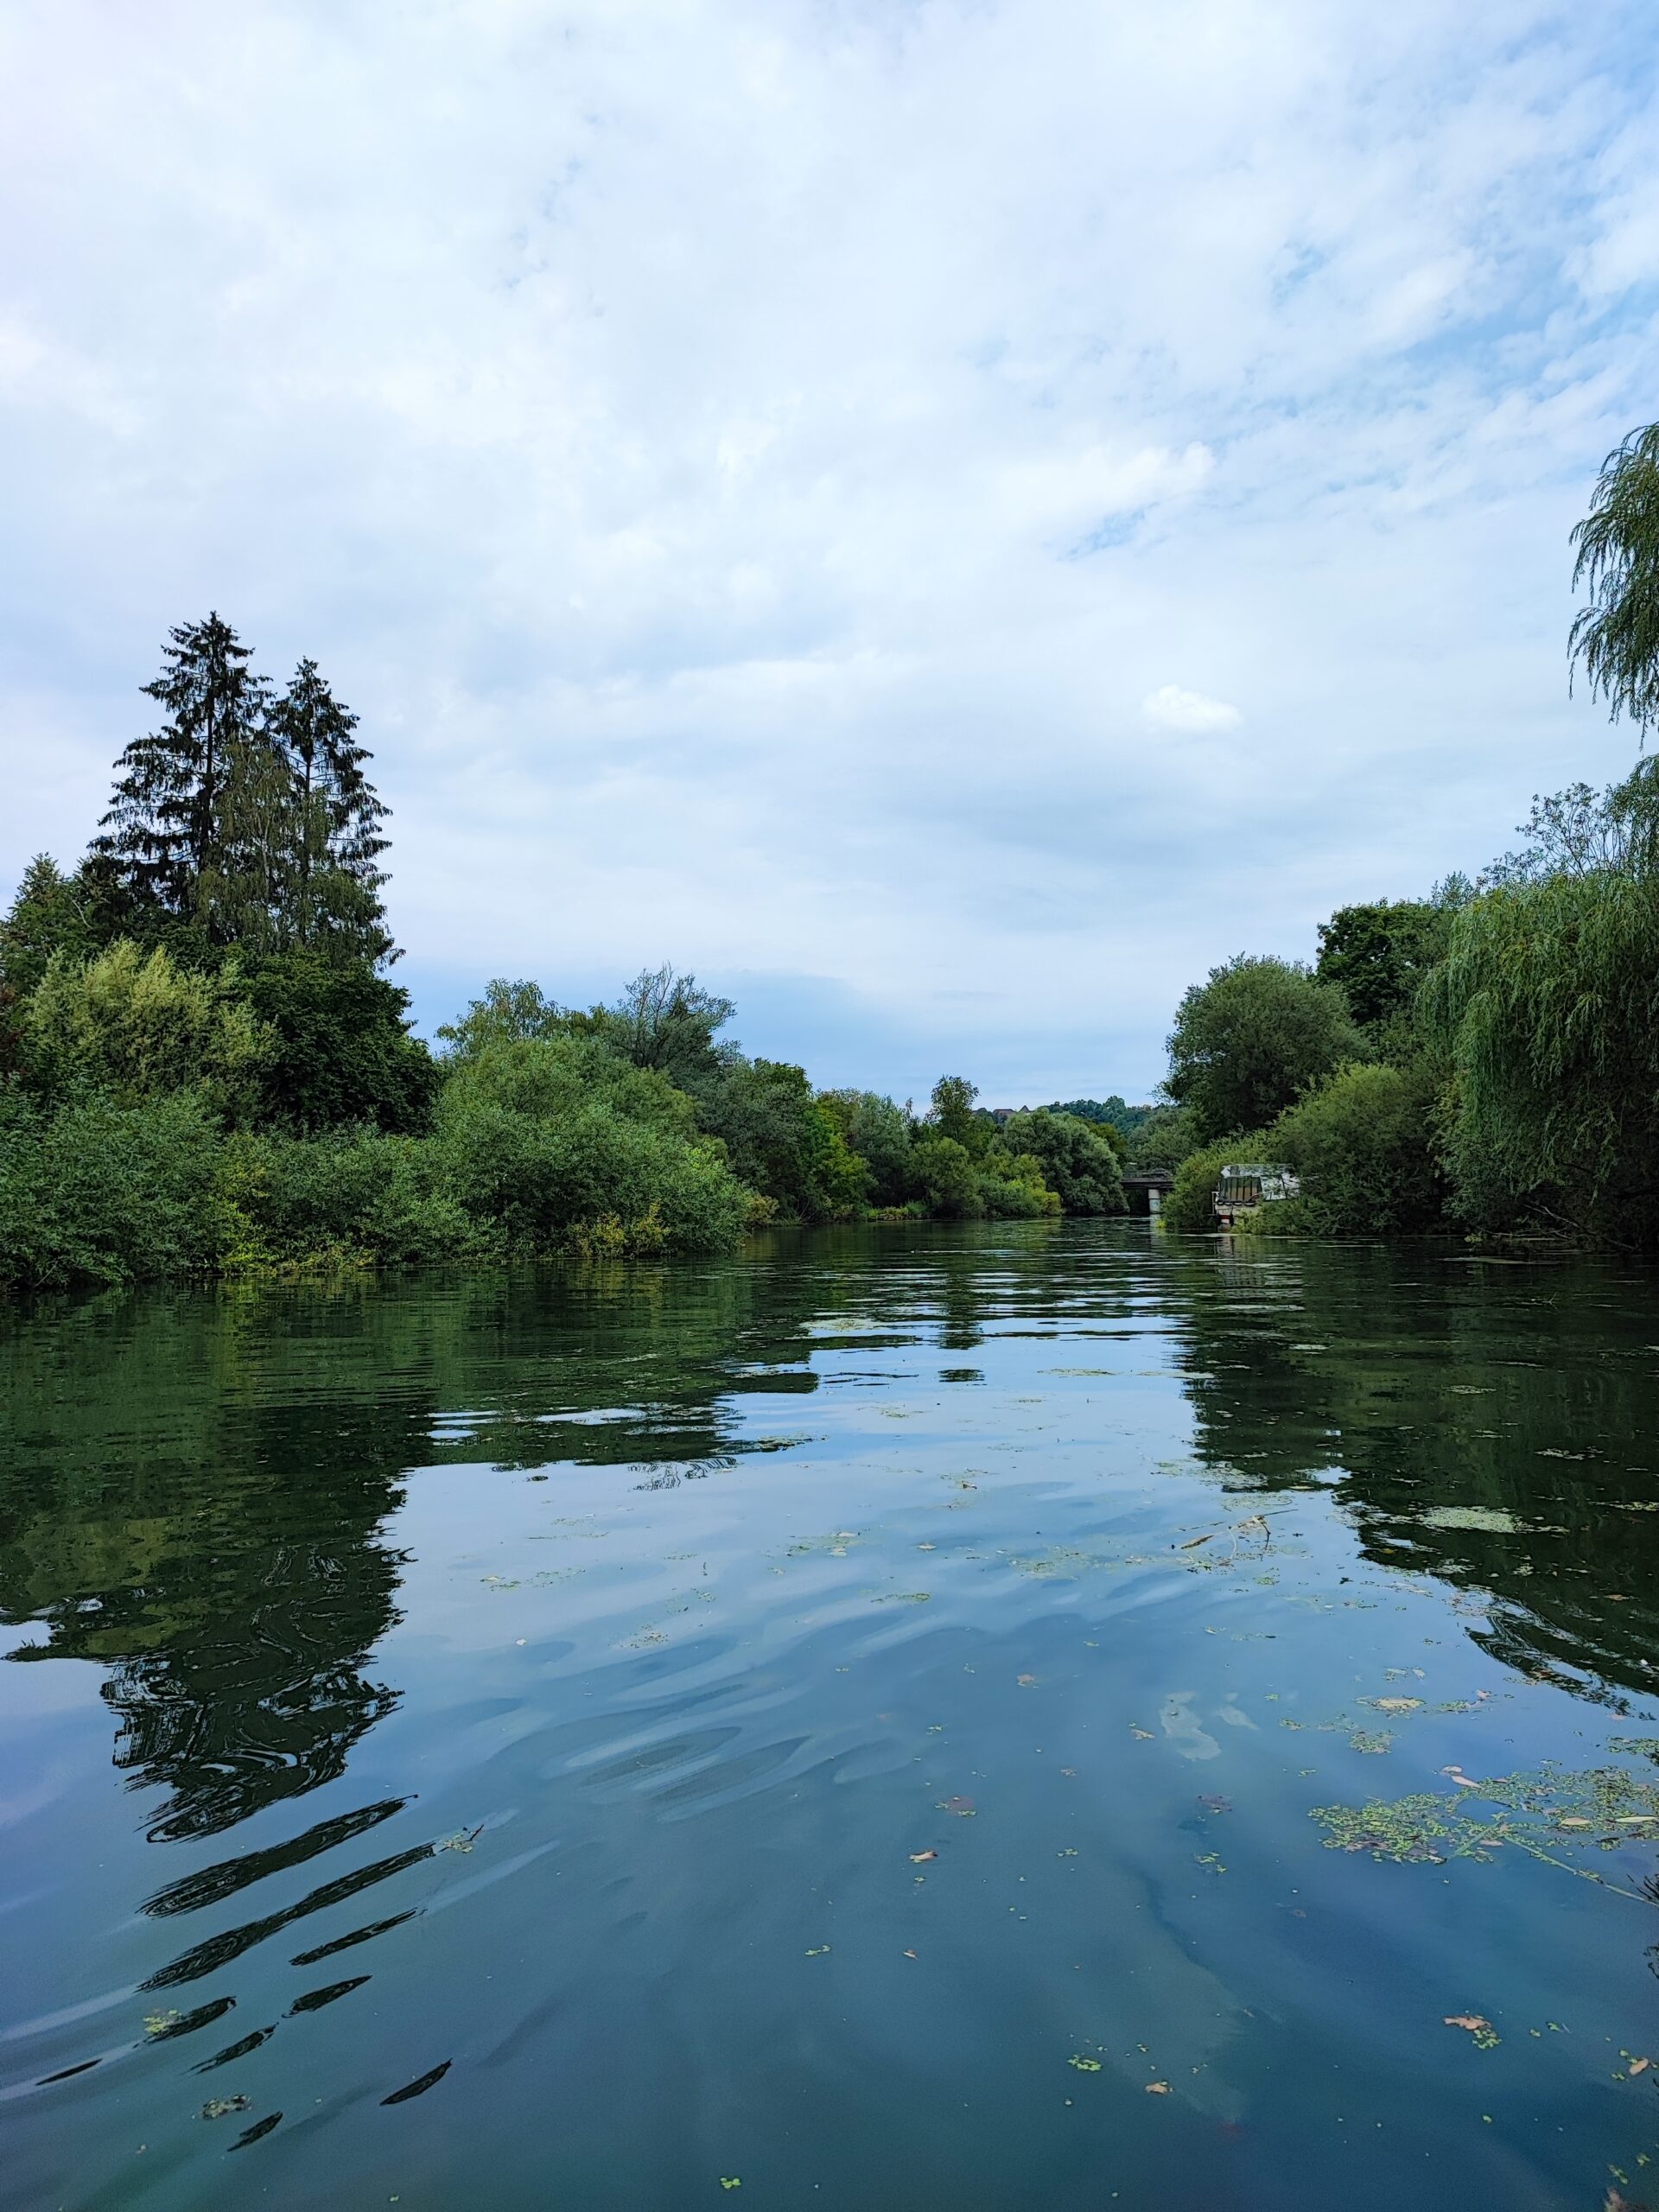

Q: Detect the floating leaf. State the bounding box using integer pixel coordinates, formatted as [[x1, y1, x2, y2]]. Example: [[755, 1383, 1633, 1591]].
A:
[[1445, 2015, 1501, 2050], [1068, 2056, 1103, 2072], [721, 2178, 742, 2190], [939, 1796, 976, 1817]]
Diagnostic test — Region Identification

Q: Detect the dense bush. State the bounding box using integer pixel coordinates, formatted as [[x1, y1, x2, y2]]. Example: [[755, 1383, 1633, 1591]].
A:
[[435, 1038, 749, 1255], [240, 950, 439, 1134], [0, 1090, 226, 1287], [26, 941, 270, 1121], [999, 1109, 1126, 1214], [693, 1058, 868, 1222], [1161, 1136, 1267, 1234], [1268, 1060, 1445, 1236]]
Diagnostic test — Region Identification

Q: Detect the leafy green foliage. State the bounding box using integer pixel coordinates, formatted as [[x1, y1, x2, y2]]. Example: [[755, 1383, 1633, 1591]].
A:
[[1044, 1095, 1150, 1136], [435, 978, 571, 1062], [928, 1076, 991, 1159], [239, 952, 438, 1135], [1166, 955, 1366, 1141], [601, 964, 737, 1089], [1570, 422, 1659, 736], [998, 1109, 1126, 1214], [1162, 1135, 1268, 1233], [908, 1135, 983, 1217], [818, 1090, 913, 1207], [0, 1090, 226, 1287], [435, 1038, 747, 1255], [694, 1058, 868, 1222], [1315, 899, 1454, 1035], [26, 942, 270, 1122], [1422, 869, 1659, 1243], [1124, 1103, 1199, 1173], [1268, 1061, 1445, 1236]]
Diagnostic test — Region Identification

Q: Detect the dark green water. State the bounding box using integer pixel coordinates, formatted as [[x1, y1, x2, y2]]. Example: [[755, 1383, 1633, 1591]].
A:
[[4, 1224, 1659, 2211]]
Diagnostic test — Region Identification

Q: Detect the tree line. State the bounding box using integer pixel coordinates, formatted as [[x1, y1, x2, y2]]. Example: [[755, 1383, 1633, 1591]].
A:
[[1141, 421, 1659, 1246], [0, 620, 1128, 1287], [4, 417, 1656, 1286]]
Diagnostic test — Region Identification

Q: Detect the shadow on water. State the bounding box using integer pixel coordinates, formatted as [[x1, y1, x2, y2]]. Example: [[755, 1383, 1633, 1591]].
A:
[[3, 1226, 1659, 2209]]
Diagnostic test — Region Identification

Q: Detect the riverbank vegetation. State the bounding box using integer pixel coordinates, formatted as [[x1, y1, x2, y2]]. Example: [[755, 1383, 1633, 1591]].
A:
[[6, 427, 1658, 1283], [1149, 422, 1659, 1248], [0, 620, 1128, 1288]]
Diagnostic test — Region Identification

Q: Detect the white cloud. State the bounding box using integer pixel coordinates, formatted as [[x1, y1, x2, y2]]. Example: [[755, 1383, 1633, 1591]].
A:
[[1141, 685, 1243, 734], [0, 0, 1654, 1098]]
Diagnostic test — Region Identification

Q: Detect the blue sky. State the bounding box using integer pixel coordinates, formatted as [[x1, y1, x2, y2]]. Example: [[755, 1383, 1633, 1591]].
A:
[[3, 0, 1656, 1103]]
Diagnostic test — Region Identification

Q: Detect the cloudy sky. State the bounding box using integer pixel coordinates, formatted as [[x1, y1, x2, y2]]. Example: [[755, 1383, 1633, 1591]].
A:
[[3, 1, 1656, 1102]]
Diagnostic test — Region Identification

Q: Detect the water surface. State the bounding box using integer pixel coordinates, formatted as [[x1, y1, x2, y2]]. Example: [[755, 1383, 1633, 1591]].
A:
[[4, 1224, 1659, 2210]]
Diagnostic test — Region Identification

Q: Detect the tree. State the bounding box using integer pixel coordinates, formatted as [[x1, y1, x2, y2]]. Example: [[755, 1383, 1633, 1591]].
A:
[[603, 964, 737, 1089], [1482, 760, 1659, 887], [818, 1090, 913, 1207], [1044, 1096, 1149, 1136], [93, 614, 271, 922], [238, 952, 439, 1135], [1314, 899, 1454, 1033], [696, 1058, 868, 1220], [998, 1110, 1126, 1214], [1570, 423, 1659, 736], [1423, 871, 1659, 1244], [436, 979, 571, 1062], [1269, 1061, 1444, 1236], [1125, 1103, 1199, 1173], [1165, 955, 1365, 1141], [268, 658, 391, 958], [26, 941, 270, 1123], [929, 1075, 990, 1158]]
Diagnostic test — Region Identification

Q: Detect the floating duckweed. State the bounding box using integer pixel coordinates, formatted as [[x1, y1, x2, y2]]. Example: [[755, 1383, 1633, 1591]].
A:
[[1313, 1763, 1659, 1895]]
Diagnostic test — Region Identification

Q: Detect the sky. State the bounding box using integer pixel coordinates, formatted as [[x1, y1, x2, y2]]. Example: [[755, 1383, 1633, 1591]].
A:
[[3, 0, 1656, 1104]]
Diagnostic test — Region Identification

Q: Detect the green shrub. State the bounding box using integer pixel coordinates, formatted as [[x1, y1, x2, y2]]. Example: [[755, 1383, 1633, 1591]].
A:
[[1162, 1135, 1269, 1234], [215, 1125, 471, 1269], [1269, 1060, 1444, 1235], [977, 1150, 1061, 1217], [435, 1039, 747, 1255], [0, 1090, 226, 1288], [27, 940, 270, 1122]]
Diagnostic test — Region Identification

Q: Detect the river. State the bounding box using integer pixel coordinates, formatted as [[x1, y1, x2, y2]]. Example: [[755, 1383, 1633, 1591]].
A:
[[3, 1223, 1658, 2209]]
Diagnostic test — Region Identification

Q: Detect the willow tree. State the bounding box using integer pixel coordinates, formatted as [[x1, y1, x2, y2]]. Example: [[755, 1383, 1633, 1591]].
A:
[[1571, 423, 1659, 735]]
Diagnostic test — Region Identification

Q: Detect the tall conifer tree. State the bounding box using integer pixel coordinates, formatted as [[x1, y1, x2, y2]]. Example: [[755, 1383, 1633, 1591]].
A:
[[269, 658, 391, 959], [94, 613, 270, 922]]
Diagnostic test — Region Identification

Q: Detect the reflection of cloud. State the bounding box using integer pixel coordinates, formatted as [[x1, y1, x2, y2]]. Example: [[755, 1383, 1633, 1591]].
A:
[[1142, 685, 1242, 734]]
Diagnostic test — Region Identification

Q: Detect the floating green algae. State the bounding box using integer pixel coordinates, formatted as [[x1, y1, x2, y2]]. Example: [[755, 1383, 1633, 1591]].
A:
[[1313, 1762, 1659, 1897]]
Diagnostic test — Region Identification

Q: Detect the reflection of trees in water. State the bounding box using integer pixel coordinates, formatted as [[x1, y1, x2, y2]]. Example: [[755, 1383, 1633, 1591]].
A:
[[0, 1294, 423, 1840], [1166, 1241, 1659, 1711], [7, 1230, 1653, 1853]]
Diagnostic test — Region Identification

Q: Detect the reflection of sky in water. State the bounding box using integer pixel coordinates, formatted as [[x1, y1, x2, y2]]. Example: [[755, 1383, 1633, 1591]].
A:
[[3, 1225, 1659, 2208]]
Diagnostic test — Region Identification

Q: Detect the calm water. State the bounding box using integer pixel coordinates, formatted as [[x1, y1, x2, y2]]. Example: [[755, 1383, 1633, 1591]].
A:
[[4, 1224, 1659, 2211]]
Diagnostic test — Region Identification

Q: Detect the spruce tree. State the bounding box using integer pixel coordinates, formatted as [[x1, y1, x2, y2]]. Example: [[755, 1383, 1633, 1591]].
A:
[[94, 613, 270, 922], [268, 658, 391, 959]]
